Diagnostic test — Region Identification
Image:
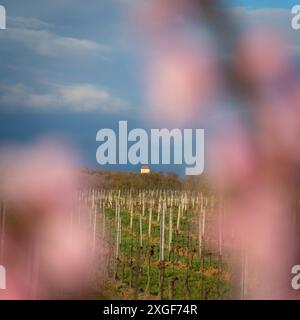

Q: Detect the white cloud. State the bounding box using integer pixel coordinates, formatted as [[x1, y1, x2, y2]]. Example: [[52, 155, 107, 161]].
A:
[[0, 16, 110, 57], [8, 16, 54, 30], [0, 83, 130, 113]]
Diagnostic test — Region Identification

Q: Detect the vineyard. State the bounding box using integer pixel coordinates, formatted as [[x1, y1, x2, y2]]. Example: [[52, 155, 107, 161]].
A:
[[79, 189, 232, 300]]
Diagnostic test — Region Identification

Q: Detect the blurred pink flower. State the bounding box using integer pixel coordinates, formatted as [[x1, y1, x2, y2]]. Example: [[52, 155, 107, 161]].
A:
[[1, 141, 79, 214], [0, 140, 105, 299], [145, 43, 219, 125], [208, 126, 257, 192], [133, 0, 190, 38], [237, 30, 291, 85]]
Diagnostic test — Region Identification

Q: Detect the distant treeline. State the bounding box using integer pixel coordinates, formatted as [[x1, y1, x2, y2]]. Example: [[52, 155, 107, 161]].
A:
[[81, 168, 210, 192]]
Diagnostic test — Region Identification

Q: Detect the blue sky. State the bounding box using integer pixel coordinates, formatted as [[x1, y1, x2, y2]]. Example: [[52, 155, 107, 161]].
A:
[[226, 0, 296, 8], [0, 0, 298, 174], [228, 0, 299, 8]]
